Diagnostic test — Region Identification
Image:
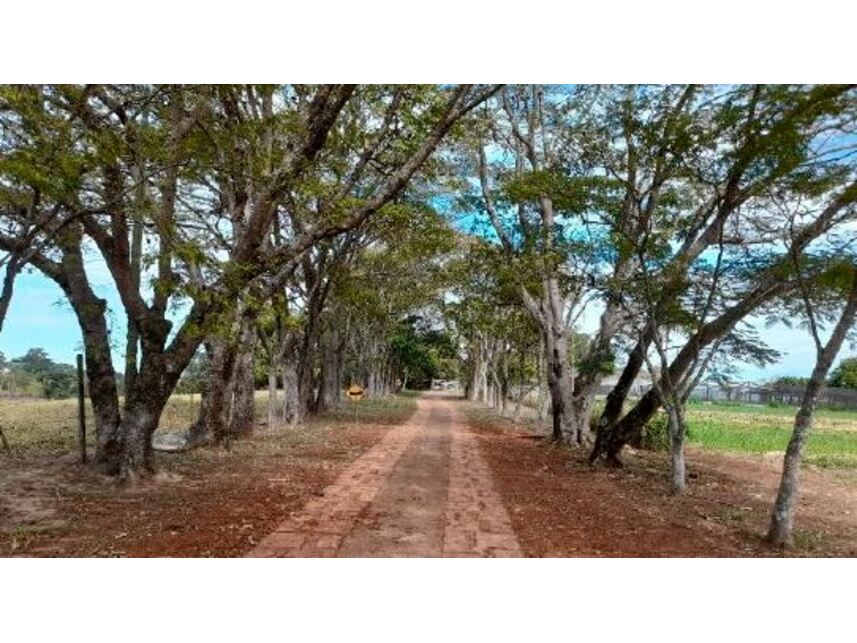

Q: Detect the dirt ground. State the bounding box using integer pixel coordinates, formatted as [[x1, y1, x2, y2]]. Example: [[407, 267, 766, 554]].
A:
[[3, 392, 855, 557], [467, 406, 857, 557], [0, 411, 398, 557]]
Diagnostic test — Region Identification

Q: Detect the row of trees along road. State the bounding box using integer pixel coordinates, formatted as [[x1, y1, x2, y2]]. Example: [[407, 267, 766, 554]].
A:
[[1, 84, 856, 546], [450, 85, 856, 545], [0, 84, 500, 480]]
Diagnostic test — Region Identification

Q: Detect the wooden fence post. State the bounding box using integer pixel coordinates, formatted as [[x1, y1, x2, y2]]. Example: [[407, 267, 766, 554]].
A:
[[76, 353, 87, 464]]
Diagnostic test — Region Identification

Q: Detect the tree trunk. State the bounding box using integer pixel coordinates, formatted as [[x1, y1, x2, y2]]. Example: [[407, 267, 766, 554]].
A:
[[298, 316, 321, 416], [513, 347, 525, 421], [115, 311, 212, 479], [0, 254, 23, 335], [267, 367, 278, 430], [467, 334, 487, 402], [600, 336, 647, 429], [536, 344, 547, 422], [281, 361, 301, 426], [668, 407, 687, 494], [544, 330, 573, 442], [335, 330, 345, 397], [768, 400, 817, 546], [187, 342, 220, 446], [8, 227, 123, 469], [80, 309, 123, 467], [520, 275, 577, 442], [116, 355, 174, 482], [228, 322, 257, 437], [588, 339, 648, 465], [569, 394, 595, 443], [124, 215, 144, 402], [500, 346, 509, 415], [768, 274, 857, 546], [316, 326, 340, 412], [59, 239, 122, 468], [117, 404, 160, 483]]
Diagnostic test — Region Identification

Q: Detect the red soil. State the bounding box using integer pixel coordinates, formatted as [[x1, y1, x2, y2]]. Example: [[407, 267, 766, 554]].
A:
[[469, 407, 857, 557], [1, 417, 392, 557]]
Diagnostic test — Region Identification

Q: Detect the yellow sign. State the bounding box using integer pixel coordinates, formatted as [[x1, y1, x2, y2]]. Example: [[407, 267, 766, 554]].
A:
[[346, 385, 364, 401]]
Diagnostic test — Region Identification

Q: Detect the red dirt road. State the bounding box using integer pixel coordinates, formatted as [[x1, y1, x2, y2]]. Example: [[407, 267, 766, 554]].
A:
[[248, 393, 521, 557]]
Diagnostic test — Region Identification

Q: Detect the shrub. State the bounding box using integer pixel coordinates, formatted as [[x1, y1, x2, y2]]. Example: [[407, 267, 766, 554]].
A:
[[640, 412, 670, 452]]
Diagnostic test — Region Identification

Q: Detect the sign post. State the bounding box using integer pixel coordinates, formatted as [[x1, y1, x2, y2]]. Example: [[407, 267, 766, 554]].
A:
[[346, 384, 364, 423]]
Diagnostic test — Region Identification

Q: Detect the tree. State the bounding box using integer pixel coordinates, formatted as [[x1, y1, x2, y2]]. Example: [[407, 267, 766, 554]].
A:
[[772, 376, 811, 388], [389, 317, 446, 389], [610, 189, 732, 491], [38, 362, 77, 399], [467, 85, 605, 442], [12, 348, 53, 374], [443, 235, 543, 416], [0, 84, 500, 479], [1, 348, 77, 399], [769, 260, 857, 545], [590, 84, 857, 465], [828, 357, 857, 389]]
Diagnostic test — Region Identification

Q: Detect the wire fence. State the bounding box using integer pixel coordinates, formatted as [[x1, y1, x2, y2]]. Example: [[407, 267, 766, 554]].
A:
[[687, 383, 857, 410], [592, 382, 857, 410]]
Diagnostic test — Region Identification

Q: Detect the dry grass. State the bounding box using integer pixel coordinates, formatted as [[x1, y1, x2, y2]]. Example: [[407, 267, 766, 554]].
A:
[[0, 390, 413, 457], [0, 393, 203, 455]]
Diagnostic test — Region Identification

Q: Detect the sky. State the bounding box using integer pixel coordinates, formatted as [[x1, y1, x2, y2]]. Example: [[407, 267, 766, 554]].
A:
[[2, 234, 854, 382], [1, 256, 126, 366], [573, 302, 855, 383]]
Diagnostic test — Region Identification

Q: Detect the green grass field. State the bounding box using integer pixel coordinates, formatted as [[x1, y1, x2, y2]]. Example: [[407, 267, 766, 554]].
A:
[[684, 400, 857, 468]]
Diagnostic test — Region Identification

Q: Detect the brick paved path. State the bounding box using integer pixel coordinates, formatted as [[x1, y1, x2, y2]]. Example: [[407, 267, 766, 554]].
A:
[[247, 392, 521, 557]]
